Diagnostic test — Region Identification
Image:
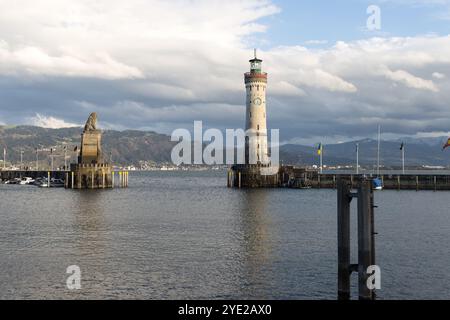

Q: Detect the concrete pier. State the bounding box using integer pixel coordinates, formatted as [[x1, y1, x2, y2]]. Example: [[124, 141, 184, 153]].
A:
[[0, 170, 66, 181], [228, 165, 450, 190]]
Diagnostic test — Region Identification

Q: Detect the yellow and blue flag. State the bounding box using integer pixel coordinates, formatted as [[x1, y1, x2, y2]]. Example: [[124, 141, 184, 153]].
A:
[[443, 138, 450, 150], [317, 143, 322, 155]]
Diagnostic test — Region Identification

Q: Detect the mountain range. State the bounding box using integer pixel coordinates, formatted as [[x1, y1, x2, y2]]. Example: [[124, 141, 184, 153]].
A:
[[0, 125, 449, 168]]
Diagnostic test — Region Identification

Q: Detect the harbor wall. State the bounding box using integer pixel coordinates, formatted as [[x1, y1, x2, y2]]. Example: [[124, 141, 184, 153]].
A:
[[229, 165, 450, 190]]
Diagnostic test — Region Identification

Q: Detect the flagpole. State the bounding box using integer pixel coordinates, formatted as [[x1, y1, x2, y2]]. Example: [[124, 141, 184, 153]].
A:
[[64, 146, 67, 170], [3, 148, 6, 170], [402, 145, 405, 175], [377, 125, 381, 177], [320, 144, 323, 174], [356, 143, 359, 175], [36, 148, 39, 171]]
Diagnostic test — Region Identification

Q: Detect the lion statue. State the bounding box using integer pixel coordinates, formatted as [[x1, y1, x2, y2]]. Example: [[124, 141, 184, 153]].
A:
[[83, 112, 97, 132]]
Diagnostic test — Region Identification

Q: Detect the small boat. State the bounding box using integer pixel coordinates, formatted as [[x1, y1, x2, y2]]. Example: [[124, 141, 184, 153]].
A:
[[4, 178, 20, 184], [19, 177, 35, 185], [373, 177, 383, 190], [39, 178, 65, 188]]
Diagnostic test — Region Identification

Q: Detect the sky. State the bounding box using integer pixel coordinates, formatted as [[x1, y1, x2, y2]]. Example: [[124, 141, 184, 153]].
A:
[[0, 0, 450, 144]]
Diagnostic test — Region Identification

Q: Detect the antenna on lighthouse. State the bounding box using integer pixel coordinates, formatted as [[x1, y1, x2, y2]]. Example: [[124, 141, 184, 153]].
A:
[[254, 48, 257, 59]]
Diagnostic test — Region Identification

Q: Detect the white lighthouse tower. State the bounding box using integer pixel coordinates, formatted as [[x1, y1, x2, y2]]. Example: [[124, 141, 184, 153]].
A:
[[245, 50, 269, 165]]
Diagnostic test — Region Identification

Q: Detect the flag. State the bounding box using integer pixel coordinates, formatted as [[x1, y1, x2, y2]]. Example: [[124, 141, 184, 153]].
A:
[[443, 138, 450, 150], [317, 143, 322, 155], [74, 146, 78, 152], [400, 142, 404, 151], [50, 148, 53, 154]]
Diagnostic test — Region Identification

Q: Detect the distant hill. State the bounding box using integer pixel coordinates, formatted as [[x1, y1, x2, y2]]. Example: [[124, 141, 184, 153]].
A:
[[0, 125, 449, 168], [0, 125, 176, 168]]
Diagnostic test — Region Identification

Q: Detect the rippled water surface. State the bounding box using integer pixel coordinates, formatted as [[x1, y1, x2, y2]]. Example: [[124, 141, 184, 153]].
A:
[[0, 171, 449, 299]]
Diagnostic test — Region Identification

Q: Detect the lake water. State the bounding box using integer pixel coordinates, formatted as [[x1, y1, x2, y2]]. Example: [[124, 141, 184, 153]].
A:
[[0, 171, 449, 300]]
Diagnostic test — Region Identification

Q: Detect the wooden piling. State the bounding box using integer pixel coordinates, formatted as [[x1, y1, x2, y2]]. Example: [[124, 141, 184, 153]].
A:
[[337, 179, 376, 300], [337, 179, 351, 300], [357, 180, 375, 300]]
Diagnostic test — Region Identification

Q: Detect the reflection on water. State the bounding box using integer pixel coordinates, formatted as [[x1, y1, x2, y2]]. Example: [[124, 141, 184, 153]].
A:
[[0, 171, 449, 299], [238, 190, 273, 298]]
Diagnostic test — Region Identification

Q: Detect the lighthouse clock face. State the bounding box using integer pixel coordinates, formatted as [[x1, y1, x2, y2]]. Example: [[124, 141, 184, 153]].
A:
[[254, 97, 262, 106]]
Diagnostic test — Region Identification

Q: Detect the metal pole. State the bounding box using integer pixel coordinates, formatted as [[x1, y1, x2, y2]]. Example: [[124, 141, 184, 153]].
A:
[[3, 147, 6, 170], [20, 150, 23, 170], [356, 143, 359, 175], [377, 125, 381, 177], [47, 171, 50, 188], [36, 149, 39, 171], [402, 147, 405, 175], [320, 146, 323, 174], [64, 147, 67, 170]]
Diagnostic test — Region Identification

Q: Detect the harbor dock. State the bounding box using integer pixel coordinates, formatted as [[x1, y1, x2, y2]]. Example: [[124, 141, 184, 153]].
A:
[[229, 165, 450, 190]]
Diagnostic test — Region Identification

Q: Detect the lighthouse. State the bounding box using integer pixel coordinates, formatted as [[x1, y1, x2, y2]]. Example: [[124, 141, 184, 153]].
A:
[[245, 50, 269, 165], [228, 50, 280, 188]]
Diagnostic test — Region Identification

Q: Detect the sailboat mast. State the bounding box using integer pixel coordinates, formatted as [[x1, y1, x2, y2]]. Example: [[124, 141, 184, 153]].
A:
[[377, 125, 381, 176]]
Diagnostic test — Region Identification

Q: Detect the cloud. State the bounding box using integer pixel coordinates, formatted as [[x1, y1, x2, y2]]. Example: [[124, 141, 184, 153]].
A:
[[380, 66, 439, 92], [0, 45, 143, 80], [304, 40, 329, 46], [432, 72, 446, 79], [27, 113, 80, 129], [0, 1, 450, 143]]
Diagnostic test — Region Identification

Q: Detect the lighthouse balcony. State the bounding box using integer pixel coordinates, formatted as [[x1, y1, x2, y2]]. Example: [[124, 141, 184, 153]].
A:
[[244, 72, 267, 83]]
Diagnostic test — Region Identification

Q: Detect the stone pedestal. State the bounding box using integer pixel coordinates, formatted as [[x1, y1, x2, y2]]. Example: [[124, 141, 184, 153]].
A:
[[229, 164, 280, 188], [68, 163, 113, 189], [79, 130, 102, 164], [65, 112, 123, 189]]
